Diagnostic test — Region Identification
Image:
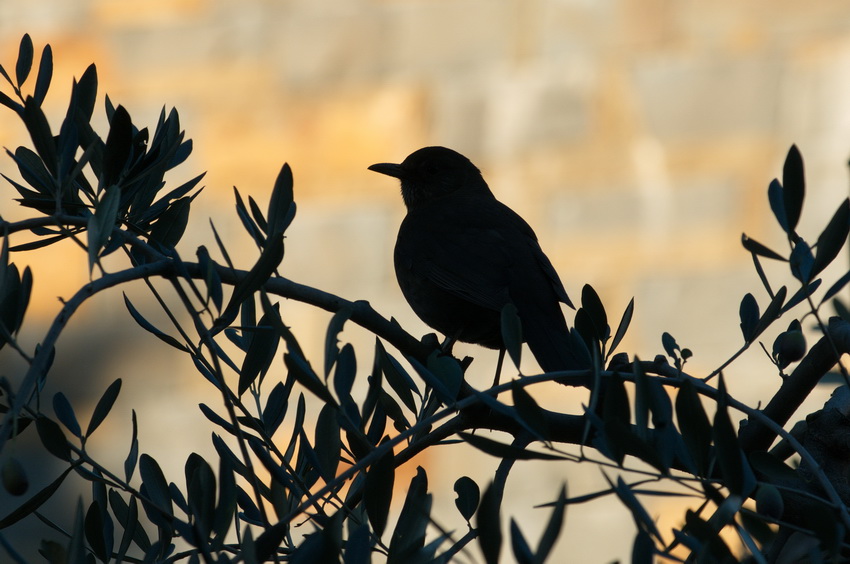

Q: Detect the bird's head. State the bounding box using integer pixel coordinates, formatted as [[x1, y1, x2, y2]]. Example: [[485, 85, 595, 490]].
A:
[[369, 146, 490, 209]]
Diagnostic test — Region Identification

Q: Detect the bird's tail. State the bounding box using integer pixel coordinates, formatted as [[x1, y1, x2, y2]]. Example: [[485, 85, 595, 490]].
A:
[[521, 307, 591, 376]]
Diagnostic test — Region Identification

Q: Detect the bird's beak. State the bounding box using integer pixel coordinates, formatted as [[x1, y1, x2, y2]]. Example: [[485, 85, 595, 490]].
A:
[[368, 162, 404, 179]]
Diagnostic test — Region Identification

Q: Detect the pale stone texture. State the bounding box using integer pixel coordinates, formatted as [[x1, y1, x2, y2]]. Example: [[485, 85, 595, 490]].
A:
[[1, 1, 850, 561]]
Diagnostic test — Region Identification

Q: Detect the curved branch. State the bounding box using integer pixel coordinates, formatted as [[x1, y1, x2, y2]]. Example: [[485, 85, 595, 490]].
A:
[[0, 259, 173, 450], [8, 223, 848, 538], [739, 318, 850, 453], [0, 247, 439, 452]]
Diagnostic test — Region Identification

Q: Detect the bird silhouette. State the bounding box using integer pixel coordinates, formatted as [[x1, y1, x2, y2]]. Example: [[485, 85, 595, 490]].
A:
[[369, 146, 585, 373]]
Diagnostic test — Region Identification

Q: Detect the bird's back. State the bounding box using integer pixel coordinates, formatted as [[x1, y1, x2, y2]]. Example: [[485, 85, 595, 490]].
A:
[[394, 189, 577, 371]]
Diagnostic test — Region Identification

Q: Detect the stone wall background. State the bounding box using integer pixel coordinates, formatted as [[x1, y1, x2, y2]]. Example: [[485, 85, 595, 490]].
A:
[[2, 0, 850, 560]]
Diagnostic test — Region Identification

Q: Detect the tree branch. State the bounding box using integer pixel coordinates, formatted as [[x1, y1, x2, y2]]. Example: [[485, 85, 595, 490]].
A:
[[739, 317, 850, 453]]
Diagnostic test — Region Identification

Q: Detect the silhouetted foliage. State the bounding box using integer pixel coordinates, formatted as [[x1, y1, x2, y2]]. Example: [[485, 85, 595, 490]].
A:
[[2, 34, 850, 563]]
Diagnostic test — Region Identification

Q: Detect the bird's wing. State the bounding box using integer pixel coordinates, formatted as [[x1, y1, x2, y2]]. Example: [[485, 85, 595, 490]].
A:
[[420, 225, 514, 312], [398, 196, 572, 312], [529, 239, 574, 309], [498, 201, 574, 309]]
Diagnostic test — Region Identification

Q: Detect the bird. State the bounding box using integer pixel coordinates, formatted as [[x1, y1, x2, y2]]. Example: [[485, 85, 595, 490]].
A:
[[369, 146, 585, 374]]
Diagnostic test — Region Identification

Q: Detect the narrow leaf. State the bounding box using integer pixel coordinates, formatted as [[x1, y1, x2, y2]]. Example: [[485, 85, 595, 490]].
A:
[[0, 466, 74, 528], [611, 475, 662, 540], [324, 306, 352, 378], [783, 280, 818, 313], [314, 403, 341, 481], [812, 198, 850, 277], [376, 340, 419, 413], [22, 98, 57, 176], [423, 351, 463, 403], [36, 417, 70, 461], [389, 467, 430, 558], [333, 343, 357, 408], [284, 353, 336, 406], [661, 332, 678, 358], [536, 484, 568, 562], [74, 64, 98, 123], [632, 530, 655, 564], [124, 410, 139, 482], [0, 61, 12, 88], [88, 185, 121, 272], [209, 220, 235, 270], [477, 481, 502, 564], [790, 238, 815, 283], [101, 105, 133, 187], [675, 379, 712, 475], [365, 439, 394, 538], [16, 34, 34, 87], [751, 286, 787, 339], [123, 294, 189, 352], [147, 196, 191, 249], [139, 454, 173, 519], [267, 163, 295, 236], [86, 378, 121, 437], [767, 179, 789, 234], [214, 233, 284, 332], [233, 187, 264, 247], [459, 432, 565, 460], [581, 284, 608, 341], [138, 172, 205, 224], [712, 379, 756, 497], [212, 456, 237, 548], [633, 360, 650, 440], [822, 270, 850, 304], [0, 90, 23, 114], [196, 245, 223, 311], [738, 293, 759, 343], [33, 44, 52, 105], [741, 234, 786, 261], [262, 380, 291, 436], [344, 524, 370, 564], [609, 297, 634, 357], [67, 501, 86, 564], [84, 501, 107, 561], [782, 145, 805, 233], [185, 454, 216, 536], [750, 251, 774, 298], [238, 312, 280, 396], [52, 392, 81, 438], [378, 390, 410, 433], [511, 381, 549, 440], [509, 520, 534, 564], [453, 476, 480, 523], [248, 196, 268, 235], [110, 491, 147, 557]]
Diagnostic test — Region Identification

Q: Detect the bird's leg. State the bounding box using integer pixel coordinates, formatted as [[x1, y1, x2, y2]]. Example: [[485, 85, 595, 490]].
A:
[[492, 348, 506, 388], [440, 335, 457, 356], [437, 335, 474, 371]]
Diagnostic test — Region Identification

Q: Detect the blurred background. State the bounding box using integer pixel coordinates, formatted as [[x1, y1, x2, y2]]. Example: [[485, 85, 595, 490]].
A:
[[2, 0, 850, 561]]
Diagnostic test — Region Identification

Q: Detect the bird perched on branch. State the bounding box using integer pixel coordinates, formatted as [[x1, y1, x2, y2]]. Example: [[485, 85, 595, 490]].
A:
[[369, 146, 585, 374]]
